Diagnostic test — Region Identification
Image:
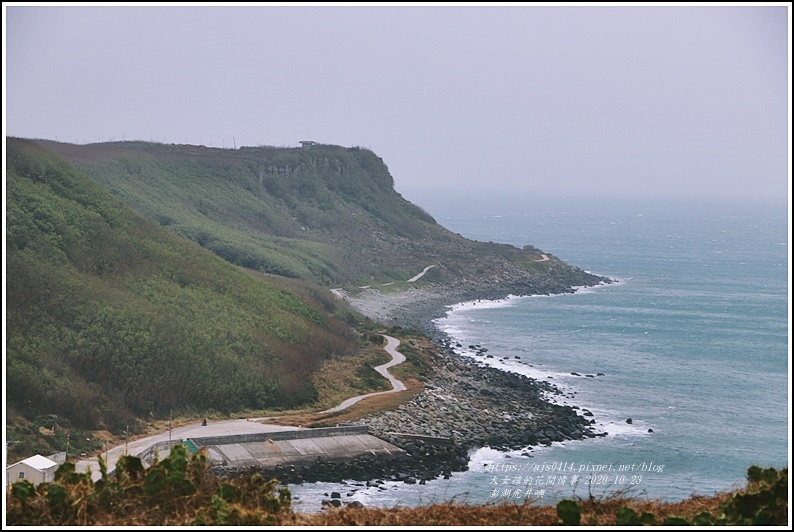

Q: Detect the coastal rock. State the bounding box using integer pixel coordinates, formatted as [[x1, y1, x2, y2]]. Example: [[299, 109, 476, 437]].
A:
[[344, 263, 612, 338], [358, 346, 597, 468], [319, 266, 611, 486]]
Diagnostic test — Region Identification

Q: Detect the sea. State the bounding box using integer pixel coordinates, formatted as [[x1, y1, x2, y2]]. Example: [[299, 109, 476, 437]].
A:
[[289, 192, 790, 512]]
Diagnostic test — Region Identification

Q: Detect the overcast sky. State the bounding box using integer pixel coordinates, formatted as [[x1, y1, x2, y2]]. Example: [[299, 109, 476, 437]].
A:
[[3, 4, 790, 203]]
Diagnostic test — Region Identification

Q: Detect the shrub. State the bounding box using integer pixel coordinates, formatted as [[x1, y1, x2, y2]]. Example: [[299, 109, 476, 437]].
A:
[[5, 444, 292, 526]]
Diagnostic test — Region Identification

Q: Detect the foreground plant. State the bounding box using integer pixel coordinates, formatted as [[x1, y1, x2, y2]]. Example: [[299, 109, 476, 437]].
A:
[[6, 444, 292, 526], [555, 466, 787, 526], [7, 454, 786, 527]]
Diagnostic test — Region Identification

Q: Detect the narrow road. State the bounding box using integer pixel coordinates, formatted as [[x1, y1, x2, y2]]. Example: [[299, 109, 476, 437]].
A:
[[331, 265, 435, 299], [406, 264, 435, 283], [74, 419, 303, 481], [320, 335, 407, 413]]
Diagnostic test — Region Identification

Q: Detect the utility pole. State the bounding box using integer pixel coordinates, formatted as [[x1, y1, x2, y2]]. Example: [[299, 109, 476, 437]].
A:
[[105, 439, 108, 465], [125, 424, 128, 455], [66, 433, 70, 460], [169, 409, 172, 440]]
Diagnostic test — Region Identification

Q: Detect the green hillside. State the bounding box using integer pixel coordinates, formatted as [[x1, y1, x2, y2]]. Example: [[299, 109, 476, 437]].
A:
[[6, 138, 608, 460], [6, 138, 360, 443], [34, 140, 446, 286], [34, 139, 591, 289]]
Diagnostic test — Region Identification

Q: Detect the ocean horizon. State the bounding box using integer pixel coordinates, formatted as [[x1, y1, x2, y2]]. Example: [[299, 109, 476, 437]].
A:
[[290, 193, 789, 512]]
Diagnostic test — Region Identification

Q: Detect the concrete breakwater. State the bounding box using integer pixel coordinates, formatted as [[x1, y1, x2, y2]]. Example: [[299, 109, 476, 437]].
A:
[[210, 429, 469, 486], [196, 426, 403, 470], [210, 275, 607, 487]]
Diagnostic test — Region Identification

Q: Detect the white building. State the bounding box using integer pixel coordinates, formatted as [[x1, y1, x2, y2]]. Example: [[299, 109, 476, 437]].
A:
[[6, 454, 59, 486]]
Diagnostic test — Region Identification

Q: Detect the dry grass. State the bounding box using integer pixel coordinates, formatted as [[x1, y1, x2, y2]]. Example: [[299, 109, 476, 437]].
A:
[[307, 346, 393, 407], [2, 488, 741, 527], [286, 491, 736, 526]]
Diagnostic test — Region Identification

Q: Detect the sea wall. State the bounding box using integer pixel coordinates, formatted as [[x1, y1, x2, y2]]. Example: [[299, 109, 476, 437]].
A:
[[190, 425, 367, 447], [213, 434, 469, 486]]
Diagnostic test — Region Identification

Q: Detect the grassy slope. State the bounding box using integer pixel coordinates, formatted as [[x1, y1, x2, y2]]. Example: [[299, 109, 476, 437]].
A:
[[34, 140, 573, 288], [5, 138, 363, 457]]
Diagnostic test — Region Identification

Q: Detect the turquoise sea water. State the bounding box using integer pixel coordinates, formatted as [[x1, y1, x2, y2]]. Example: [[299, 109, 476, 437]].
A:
[[290, 194, 789, 511]]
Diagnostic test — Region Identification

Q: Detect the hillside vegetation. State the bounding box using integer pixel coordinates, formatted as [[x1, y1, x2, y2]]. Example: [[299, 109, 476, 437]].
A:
[[6, 137, 607, 461], [34, 139, 577, 287], [6, 138, 361, 458]]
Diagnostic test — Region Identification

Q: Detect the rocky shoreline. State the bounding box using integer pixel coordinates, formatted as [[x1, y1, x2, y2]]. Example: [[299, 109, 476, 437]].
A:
[[343, 262, 613, 340], [212, 269, 614, 490], [359, 339, 605, 452], [240, 270, 614, 488], [220, 363, 606, 488]]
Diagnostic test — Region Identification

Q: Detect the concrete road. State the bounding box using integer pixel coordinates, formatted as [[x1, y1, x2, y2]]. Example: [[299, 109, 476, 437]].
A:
[[75, 419, 304, 481]]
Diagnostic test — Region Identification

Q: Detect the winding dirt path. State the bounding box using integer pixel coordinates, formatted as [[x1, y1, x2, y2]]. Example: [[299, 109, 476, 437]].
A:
[[319, 335, 407, 413], [406, 264, 436, 283]]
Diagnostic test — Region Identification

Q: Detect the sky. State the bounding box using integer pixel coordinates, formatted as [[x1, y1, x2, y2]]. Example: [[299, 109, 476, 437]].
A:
[[3, 3, 791, 204]]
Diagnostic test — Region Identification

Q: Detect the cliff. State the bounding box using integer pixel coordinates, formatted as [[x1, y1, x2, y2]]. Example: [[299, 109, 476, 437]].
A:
[[32, 139, 608, 292]]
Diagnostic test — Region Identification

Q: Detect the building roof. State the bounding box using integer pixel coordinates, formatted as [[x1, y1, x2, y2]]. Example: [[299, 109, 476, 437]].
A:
[[8, 454, 59, 471]]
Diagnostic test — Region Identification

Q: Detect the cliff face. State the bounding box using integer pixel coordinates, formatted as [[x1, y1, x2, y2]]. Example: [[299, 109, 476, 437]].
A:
[[35, 140, 451, 285], [33, 139, 607, 293]]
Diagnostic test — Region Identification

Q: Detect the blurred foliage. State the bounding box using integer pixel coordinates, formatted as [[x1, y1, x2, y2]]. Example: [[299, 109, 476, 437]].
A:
[[6, 444, 292, 526], [8, 456, 785, 527], [554, 466, 788, 526]]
